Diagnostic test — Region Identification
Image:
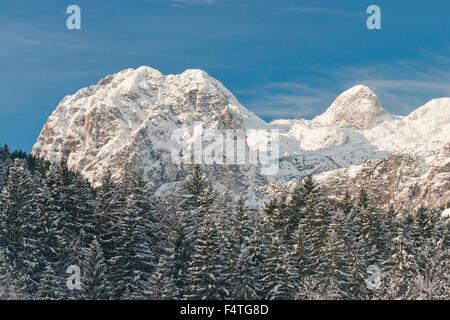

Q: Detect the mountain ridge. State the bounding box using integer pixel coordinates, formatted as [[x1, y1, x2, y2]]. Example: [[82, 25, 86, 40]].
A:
[[32, 66, 450, 212]]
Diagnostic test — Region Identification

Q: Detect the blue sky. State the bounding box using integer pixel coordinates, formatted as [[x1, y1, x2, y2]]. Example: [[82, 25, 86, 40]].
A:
[[0, 0, 449, 151]]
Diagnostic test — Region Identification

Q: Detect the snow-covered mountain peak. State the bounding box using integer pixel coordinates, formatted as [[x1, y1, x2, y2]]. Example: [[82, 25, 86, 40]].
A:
[[32, 68, 450, 212], [314, 84, 392, 129], [59, 66, 265, 128], [406, 97, 450, 121], [179, 68, 212, 79], [32, 66, 268, 185]]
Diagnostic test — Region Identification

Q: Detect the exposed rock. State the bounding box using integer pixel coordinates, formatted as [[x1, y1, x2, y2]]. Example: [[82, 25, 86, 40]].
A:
[[32, 67, 450, 212]]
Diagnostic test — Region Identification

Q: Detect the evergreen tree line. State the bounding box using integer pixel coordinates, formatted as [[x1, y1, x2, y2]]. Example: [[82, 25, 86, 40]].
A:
[[0, 145, 448, 300]]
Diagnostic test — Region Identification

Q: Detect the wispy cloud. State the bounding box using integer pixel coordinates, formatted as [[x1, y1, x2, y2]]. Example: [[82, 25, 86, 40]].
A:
[[332, 61, 450, 114], [277, 6, 363, 18], [160, 0, 216, 5], [0, 31, 46, 46], [241, 54, 450, 121], [238, 82, 334, 120]]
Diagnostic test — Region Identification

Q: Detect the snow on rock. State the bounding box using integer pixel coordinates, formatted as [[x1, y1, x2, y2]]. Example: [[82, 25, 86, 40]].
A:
[[32, 67, 450, 212], [313, 85, 393, 129], [364, 98, 450, 154], [33, 66, 269, 208], [442, 208, 450, 218]]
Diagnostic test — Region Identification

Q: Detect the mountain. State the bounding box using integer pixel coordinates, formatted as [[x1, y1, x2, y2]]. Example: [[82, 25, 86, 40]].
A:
[[32, 67, 450, 212], [32, 67, 269, 205], [313, 85, 393, 129]]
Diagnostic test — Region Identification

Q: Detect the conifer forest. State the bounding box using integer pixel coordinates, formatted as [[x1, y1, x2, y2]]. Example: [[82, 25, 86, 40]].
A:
[[0, 145, 448, 300]]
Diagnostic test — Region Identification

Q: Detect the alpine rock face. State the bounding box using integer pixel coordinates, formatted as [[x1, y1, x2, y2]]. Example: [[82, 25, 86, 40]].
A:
[[32, 66, 450, 212]]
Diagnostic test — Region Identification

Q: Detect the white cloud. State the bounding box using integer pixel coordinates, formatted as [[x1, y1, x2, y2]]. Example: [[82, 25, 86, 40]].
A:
[[241, 55, 450, 121], [240, 82, 334, 120]]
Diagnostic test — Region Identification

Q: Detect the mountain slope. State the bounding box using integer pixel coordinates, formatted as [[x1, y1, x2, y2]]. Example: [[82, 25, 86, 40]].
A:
[[32, 67, 450, 212]]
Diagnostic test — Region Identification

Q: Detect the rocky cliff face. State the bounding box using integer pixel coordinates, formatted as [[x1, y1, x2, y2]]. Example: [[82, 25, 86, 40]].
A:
[[32, 66, 450, 212], [32, 67, 269, 205], [314, 142, 450, 213]]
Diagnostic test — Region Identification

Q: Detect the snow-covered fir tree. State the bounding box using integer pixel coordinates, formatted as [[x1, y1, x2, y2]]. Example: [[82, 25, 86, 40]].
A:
[[37, 265, 62, 300], [226, 197, 259, 299], [322, 208, 351, 299], [0, 146, 448, 300], [185, 216, 225, 300], [0, 159, 40, 294], [94, 169, 126, 299], [81, 237, 111, 300], [144, 246, 179, 300]]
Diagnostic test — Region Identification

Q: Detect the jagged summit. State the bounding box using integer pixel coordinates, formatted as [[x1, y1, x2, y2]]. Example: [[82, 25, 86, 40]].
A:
[[313, 84, 392, 129], [57, 65, 266, 129], [32, 66, 267, 185]]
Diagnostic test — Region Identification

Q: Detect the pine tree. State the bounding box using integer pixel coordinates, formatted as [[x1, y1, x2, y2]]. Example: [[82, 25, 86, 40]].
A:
[[291, 223, 308, 286], [226, 197, 260, 299], [299, 176, 329, 277], [229, 197, 252, 247], [285, 179, 307, 240], [169, 218, 188, 299], [81, 237, 111, 300], [346, 240, 367, 299], [0, 150, 12, 190], [263, 192, 290, 244], [0, 158, 39, 294], [172, 165, 217, 298], [345, 189, 384, 299], [381, 220, 418, 299], [35, 166, 64, 281], [0, 248, 28, 299], [232, 245, 261, 300], [262, 216, 298, 300], [179, 165, 215, 212], [54, 161, 92, 281], [412, 206, 432, 240], [411, 214, 449, 299], [178, 165, 216, 242], [322, 209, 351, 299], [410, 206, 433, 272], [340, 191, 354, 216], [380, 204, 398, 262], [121, 169, 160, 298], [66, 171, 96, 250], [186, 217, 225, 300], [144, 248, 179, 300], [356, 189, 384, 270], [344, 195, 366, 299], [37, 265, 62, 300], [94, 169, 126, 299]]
